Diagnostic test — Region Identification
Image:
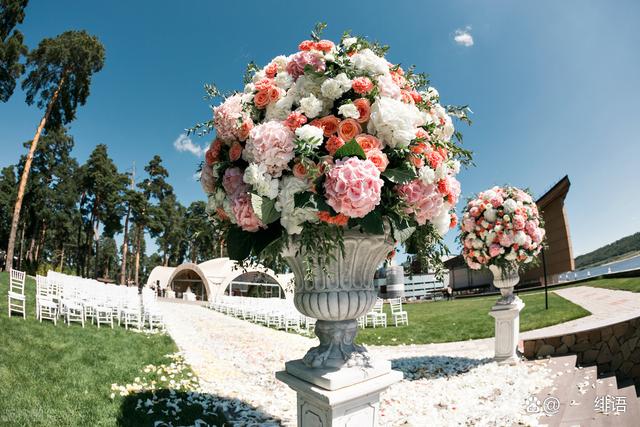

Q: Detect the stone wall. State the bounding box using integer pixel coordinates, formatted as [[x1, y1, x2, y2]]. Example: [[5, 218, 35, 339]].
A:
[[522, 317, 640, 385]]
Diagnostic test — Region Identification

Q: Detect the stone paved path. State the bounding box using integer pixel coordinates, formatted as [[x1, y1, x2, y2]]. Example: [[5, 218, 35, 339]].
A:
[[157, 301, 552, 426], [521, 286, 640, 340]]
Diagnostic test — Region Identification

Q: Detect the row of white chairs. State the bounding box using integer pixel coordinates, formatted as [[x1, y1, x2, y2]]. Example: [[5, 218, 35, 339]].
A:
[[208, 296, 316, 332], [6, 269, 165, 332], [358, 297, 409, 328]]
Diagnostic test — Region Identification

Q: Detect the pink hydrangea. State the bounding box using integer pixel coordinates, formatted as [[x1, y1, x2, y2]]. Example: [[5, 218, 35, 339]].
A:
[[462, 217, 476, 233], [286, 51, 326, 80], [222, 167, 247, 196], [512, 214, 526, 230], [446, 176, 461, 205], [499, 231, 514, 247], [243, 121, 295, 177], [396, 179, 443, 225], [231, 193, 264, 232], [213, 94, 253, 142], [324, 157, 383, 218], [489, 244, 503, 258]]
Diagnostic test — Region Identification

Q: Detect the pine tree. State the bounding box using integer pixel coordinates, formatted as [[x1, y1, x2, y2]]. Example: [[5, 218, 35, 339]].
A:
[[0, 0, 28, 102], [5, 30, 105, 271]]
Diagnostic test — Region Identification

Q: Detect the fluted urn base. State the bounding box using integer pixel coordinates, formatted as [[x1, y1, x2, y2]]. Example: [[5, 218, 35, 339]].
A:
[[303, 319, 370, 368], [283, 230, 394, 369]]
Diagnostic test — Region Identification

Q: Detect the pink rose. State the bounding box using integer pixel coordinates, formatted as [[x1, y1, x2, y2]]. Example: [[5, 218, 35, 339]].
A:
[[489, 244, 502, 258], [222, 167, 247, 196], [512, 214, 525, 230], [229, 142, 243, 162], [499, 231, 514, 247], [231, 193, 264, 232], [353, 98, 371, 123], [324, 157, 383, 218], [213, 94, 253, 143], [351, 77, 374, 95], [366, 149, 389, 172], [337, 119, 362, 142]]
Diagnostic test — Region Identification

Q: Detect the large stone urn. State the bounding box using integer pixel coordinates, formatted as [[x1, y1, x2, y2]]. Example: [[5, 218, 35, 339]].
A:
[[276, 229, 403, 426], [488, 263, 525, 363]]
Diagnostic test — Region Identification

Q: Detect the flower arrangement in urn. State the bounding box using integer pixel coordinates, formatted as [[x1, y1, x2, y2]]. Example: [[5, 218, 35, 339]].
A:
[[193, 24, 472, 367], [459, 186, 545, 304]]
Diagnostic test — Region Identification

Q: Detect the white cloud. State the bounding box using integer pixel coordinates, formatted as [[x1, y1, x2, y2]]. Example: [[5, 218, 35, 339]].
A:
[[454, 27, 474, 47], [173, 133, 205, 157]]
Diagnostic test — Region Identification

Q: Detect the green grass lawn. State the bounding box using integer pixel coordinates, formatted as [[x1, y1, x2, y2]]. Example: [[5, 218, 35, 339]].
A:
[[356, 292, 591, 346], [576, 277, 640, 293], [0, 271, 178, 426]]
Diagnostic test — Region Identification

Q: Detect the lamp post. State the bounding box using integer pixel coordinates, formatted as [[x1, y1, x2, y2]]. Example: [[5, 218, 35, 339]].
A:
[[541, 247, 549, 310]]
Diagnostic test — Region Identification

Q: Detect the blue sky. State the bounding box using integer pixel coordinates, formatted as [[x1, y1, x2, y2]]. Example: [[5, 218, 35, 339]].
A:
[[1, 0, 639, 258]]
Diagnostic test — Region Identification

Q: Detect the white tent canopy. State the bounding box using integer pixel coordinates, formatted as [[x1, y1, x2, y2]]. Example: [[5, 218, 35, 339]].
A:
[[146, 257, 294, 301]]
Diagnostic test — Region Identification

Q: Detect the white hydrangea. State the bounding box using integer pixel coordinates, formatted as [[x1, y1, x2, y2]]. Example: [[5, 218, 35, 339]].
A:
[[484, 230, 497, 244], [342, 37, 358, 48], [418, 167, 436, 185], [244, 163, 279, 199], [426, 86, 439, 101], [432, 203, 452, 236], [350, 48, 389, 75], [449, 159, 461, 174], [298, 93, 323, 118], [368, 96, 426, 148], [435, 163, 449, 181], [272, 55, 288, 72], [505, 250, 518, 261], [295, 124, 324, 146], [274, 71, 294, 90], [243, 83, 255, 94], [252, 70, 266, 84], [376, 73, 401, 99], [338, 103, 360, 119], [514, 231, 527, 246], [320, 73, 351, 99], [289, 75, 324, 102], [276, 176, 318, 234], [428, 104, 455, 141], [503, 198, 518, 214]]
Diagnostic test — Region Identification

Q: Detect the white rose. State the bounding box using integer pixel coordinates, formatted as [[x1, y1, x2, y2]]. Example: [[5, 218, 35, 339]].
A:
[[418, 167, 436, 185], [432, 203, 452, 236], [368, 96, 426, 148], [435, 163, 449, 180], [272, 55, 288, 71], [503, 198, 518, 213], [484, 207, 497, 222], [243, 163, 279, 199], [514, 231, 527, 246], [449, 159, 461, 174], [338, 103, 360, 119], [484, 231, 496, 244], [265, 95, 294, 121], [350, 49, 389, 75], [472, 239, 484, 249], [324, 53, 335, 62], [376, 73, 401, 99], [295, 124, 324, 146], [274, 71, 294, 90], [342, 37, 357, 48], [298, 94, 323, 118], [243, 83, 255, 94], [427, 86, 439, 101], [252, 70, 266, 84], [505, 250, 518, 261]]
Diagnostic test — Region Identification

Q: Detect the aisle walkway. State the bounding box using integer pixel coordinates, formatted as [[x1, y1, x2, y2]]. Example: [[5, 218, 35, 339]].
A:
[[157, 301, 551, 426]]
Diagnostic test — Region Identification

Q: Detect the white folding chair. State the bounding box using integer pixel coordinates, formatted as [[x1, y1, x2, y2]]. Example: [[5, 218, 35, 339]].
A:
[[36, 275, 58, 325], [8, 269, 26, 318], [389, 297, 408, 326], [366, 298, 387, 328]]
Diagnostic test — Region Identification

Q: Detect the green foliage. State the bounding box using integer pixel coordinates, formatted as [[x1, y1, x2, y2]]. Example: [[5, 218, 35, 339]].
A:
[[575, 232, 640, 269], [0, 0, 28, 102], [381, 163, 418, 184], [22, 30, 105, 129], [333, 138, 366, 161], [310, 22, 327, 41], [250, 193, 280, 224]]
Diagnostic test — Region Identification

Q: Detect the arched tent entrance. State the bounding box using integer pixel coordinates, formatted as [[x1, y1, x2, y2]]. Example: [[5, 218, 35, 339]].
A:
[[155, 257, 293, 301]]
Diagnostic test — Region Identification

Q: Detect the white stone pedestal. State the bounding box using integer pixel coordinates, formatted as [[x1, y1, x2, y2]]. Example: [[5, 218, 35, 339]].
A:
[[489, 297, 525, 363], [276, 359, 402, 427]]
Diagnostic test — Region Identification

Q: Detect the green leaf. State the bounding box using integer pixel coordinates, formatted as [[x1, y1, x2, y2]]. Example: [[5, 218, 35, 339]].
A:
[[251, 193, 280, 224], [227, 226, 252, 261], [360, 210, 384, 235], [252, 224, 284, 257], [334, 138, 366, 161], [381, 164, 417, 184], [312, 194, 334, 213], [294, 192, 313, 208]]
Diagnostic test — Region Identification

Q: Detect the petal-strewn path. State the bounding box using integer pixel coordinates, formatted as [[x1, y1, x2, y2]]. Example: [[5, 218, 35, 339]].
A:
[[157, 300, 552, 426]]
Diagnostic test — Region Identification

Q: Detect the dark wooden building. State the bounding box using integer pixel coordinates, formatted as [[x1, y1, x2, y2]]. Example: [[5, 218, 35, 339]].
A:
[[445, 176, 574, 291]]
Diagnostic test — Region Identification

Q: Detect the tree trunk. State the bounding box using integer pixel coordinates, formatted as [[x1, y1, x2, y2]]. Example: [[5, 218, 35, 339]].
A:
[[134, 225, 142, 286], [58, 244, 65, 271], [5, 74, 66, 272], [17, 225, 25, 270], [26, 236, 36, 262], [35, 221, 46, 263], [119, 202, 131, 285]]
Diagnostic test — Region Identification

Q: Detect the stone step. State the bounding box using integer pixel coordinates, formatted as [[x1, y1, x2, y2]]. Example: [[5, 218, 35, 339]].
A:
[[557, 365, 599, 426], [592, 373, 621, 426], [614, 382, 640, 424], [535, 355, 579, 426]]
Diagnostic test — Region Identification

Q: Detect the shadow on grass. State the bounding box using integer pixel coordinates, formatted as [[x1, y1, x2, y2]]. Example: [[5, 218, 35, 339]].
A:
[[391, 355, 492, 381], [117, 389, 281, 427]]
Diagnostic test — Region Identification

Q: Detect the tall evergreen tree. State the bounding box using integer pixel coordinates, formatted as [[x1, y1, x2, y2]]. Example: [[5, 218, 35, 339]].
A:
[[0, 0, 28, 102], [5, 30, 105, 271], [184, 201, 215, 263]]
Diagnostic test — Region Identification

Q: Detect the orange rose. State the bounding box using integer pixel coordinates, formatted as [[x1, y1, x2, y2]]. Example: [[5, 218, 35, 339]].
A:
[[325, 136, 345, 156], [319, 115, 340, 136], [268, 87, 281, 102], [315, 40, 335, 52], [352, 98, 371, 123], [410, 155, 424, 168], [238, 121, 253, 141], [229, 142, 243, 162], [337, 119, 362, 141], [366, 149, 389, 172], [254, 90, 270, 109], [205, 139, 222, 165], [355, 134, 382, 152], [292, 162, 307, 178]]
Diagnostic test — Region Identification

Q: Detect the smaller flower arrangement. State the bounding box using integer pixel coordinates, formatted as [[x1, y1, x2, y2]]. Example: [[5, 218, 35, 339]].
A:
[[459, 186, 545, 270]]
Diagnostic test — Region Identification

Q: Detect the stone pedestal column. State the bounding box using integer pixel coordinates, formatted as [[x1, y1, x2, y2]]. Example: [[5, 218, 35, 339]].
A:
[[489, 297, 525, 363], [276, 359, 402, 427]]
